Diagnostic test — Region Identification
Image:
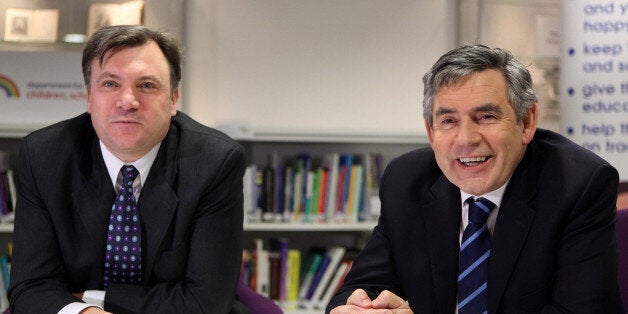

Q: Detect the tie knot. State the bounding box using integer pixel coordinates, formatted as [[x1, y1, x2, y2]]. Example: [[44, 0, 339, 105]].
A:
[[121, 165, 139, 185], [467, 197, 495, 225]]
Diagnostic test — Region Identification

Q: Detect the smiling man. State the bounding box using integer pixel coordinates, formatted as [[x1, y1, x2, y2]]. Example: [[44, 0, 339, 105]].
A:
[[327, 44, 623, 313], [9, 25, 246, 313]]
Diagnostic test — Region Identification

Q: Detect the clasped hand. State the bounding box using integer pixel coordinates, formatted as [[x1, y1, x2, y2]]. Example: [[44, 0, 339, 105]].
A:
[[330, 289, 413, 314]]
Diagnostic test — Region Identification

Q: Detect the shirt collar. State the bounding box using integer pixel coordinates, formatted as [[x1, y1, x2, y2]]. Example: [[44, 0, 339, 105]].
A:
[[99, 141, 161, 189], [460, 179, 510, 209]]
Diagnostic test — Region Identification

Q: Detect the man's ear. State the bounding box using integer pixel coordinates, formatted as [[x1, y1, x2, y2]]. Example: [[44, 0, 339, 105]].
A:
[[521, 102, 538, 145]]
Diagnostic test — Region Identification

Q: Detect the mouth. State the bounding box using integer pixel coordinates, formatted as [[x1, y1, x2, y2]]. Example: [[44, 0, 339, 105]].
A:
[[113, 119, 140, 125], [458, 156, 490, 166]]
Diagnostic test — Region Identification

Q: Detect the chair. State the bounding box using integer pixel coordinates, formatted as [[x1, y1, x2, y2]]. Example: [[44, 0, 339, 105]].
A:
[[237, 279, 283, 314]]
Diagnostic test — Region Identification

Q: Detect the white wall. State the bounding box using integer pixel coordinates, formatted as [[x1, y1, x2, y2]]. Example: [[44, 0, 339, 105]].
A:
[[183, 0, 457, 138]]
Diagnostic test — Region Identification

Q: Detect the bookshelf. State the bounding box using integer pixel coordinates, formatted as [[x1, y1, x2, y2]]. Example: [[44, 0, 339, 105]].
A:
[[235, 132, 428, 313]]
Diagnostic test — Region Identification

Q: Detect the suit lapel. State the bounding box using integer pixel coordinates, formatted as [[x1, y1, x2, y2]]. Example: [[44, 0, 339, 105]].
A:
[[421, 175, 461, 313], [488, 147, 538, 313], [139, 126, 179, 279], [73, 136, 116, 286]]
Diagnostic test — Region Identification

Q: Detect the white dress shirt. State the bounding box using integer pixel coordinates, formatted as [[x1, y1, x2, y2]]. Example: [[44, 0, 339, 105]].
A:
[[58, 141, 159, 314], [459, 181, 509, 242]]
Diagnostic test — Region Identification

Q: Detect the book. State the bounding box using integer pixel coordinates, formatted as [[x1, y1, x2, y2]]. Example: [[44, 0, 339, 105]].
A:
[[261, 165, 276, 222], [317, 168, 329, 223], [346, 164, 364, 223], [285, 249, 301, 310], [303, 255, 331, 302], [307, 246, 347, 309], [240, 249, 253, 286], [303, 170, 315, 223], [297, 249, 325, 303], [270, 151, 284, 222], [282, 166, 294, 222], [291, 167, 303, 222], [0, 256, 9, 291], [253, 239, 270, 296], [316, 260, 351, 310], [0, 262, 7, 312], [306, 169, 322, 223], [364, 153, 384, 221], [323, 153, 340, 221], [340, 155, 354, 219], [268, 252, 281, 300], [243, 165, 256, 222], [270, 238, 289, 302], [298, 154, 312, 221], [334, 156, 349, 222]]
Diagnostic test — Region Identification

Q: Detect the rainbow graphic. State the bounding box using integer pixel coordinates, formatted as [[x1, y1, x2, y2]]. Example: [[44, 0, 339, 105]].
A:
[[0, 74, 20, 98]]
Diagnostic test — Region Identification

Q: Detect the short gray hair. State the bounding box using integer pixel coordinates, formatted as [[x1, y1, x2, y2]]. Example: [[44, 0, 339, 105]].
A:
[[422, 44, 537, 127]]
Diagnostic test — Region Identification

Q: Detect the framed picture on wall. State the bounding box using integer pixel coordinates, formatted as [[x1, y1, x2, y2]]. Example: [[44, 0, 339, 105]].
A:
[[4, 8, 58, 43], [87, 0, 144, 37]]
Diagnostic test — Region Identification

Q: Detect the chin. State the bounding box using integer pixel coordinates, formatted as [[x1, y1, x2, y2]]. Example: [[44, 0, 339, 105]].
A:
[[457, 180, 492, 196]]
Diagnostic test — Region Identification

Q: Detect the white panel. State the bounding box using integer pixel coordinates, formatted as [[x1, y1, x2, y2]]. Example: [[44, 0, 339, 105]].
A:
[[184, 0, 457, 137]]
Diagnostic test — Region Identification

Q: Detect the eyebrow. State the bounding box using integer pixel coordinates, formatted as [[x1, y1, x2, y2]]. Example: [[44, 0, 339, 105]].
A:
[[434, 106, 456, 117], [434, 103, 504, 117], [94, 72, 120, 82], [475, 103, 504, 116], [94, 73, 163, 86]]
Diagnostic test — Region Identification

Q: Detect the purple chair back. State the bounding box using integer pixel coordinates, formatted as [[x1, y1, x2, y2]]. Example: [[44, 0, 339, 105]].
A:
[[237, 279, 283, 314]]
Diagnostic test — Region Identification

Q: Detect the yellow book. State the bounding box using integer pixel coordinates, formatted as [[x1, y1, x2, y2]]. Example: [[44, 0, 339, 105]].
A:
[[345, 164, 363, 223], [285, 249, 301, 310]]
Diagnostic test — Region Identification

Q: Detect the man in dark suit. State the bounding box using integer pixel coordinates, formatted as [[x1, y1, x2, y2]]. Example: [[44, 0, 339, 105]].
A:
[[8, 25, 246, 313], [327, 44, 622, 313]]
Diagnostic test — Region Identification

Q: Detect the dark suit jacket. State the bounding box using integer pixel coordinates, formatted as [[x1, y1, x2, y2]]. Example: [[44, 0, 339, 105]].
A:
[[8, 112, 247, 313], [327, 129, 623, 313]]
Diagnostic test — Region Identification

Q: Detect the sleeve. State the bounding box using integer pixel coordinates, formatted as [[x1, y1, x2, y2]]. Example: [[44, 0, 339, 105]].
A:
[[543, 163, 623, 313], [8, 137, 84, 313], [104, 144, 247, 313]]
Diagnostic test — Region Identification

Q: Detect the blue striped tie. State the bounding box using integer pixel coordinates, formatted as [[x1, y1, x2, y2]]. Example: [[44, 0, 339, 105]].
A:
[[458, 197, 495, 314]]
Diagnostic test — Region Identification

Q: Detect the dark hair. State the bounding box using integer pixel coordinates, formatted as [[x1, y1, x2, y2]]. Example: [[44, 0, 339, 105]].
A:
[[82, 25, 182, 94], [422, 44, 537, 127]]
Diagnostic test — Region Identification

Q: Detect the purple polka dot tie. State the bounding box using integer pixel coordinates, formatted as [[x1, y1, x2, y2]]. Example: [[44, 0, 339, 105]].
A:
[[103, 165, 142, 288]]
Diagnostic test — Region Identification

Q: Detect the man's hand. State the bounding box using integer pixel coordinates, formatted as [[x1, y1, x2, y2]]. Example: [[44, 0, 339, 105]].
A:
[[79, 307, 112, 314], [330, 289, 413, 313]]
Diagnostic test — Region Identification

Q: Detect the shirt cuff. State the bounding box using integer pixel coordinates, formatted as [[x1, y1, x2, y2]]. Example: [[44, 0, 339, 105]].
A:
[[57, 302, 100, 314], [83, 290, 106, 308]]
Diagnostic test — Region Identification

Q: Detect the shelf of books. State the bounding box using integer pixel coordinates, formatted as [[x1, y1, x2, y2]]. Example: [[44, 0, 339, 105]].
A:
[[242, 237, 359, 314], [0, 150, 16, 235], [238, 144, 405, 313]]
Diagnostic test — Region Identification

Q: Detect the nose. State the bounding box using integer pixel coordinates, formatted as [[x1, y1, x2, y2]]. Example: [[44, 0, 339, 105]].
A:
[[116, 86, 139, 110], [455, 119, 481, 146]]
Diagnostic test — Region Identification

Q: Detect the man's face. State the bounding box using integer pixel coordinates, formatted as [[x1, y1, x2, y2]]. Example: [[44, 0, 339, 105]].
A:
[[425, 69, 537, 196], [87, 41, 178, 162]]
